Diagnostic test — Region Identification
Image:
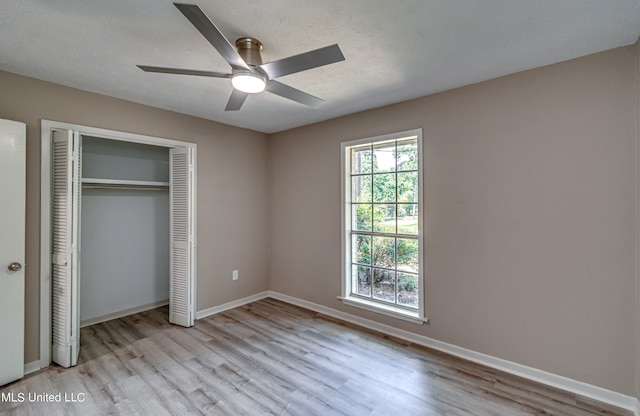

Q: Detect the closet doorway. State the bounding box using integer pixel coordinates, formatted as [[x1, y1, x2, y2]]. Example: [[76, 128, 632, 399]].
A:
[[40, 120, 197, 369]]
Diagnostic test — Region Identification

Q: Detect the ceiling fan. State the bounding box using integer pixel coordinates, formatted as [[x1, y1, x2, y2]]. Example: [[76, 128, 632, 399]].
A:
[[137, 3, 345, 111]]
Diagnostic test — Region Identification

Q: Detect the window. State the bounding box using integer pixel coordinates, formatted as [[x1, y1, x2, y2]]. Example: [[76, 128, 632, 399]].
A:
[[341, 129, 425, 323]]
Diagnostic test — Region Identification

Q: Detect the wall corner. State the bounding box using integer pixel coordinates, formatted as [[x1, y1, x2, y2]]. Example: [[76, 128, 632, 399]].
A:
[[635, 34, 640, 404]]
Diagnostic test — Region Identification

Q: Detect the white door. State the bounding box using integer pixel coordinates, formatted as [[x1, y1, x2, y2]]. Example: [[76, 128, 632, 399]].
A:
[[169, 147, 195, 327], [0, 119, 26, 385], [51, 129, 81, 368]]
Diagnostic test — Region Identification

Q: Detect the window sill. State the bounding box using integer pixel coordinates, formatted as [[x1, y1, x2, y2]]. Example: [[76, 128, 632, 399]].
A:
[[337, 296, 428, 325]]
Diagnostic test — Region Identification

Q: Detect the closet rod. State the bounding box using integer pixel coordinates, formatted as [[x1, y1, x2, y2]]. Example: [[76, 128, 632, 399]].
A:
[[82, 184, 168, 191]]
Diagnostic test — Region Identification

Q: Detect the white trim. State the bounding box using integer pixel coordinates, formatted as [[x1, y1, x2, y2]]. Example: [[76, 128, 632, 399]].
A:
[[337, 296, 427, 325], [196, 291, 270, 320], [41, 120, 196, 149], [267, 291, 637, 415], [39, 124, 52, 370], [24, 361, 41, 376], [80, 300, 169, 328]]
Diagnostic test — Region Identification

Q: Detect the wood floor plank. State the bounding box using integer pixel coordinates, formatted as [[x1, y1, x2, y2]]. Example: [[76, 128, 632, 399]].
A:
[[0, 299, 632, 416]]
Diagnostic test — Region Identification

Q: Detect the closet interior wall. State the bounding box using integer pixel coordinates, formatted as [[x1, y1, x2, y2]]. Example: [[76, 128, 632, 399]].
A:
[[80, 136, 170, 326]]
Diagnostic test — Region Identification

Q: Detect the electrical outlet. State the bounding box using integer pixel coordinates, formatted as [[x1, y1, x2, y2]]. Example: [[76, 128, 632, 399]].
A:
[[232, 270, 238, 281]]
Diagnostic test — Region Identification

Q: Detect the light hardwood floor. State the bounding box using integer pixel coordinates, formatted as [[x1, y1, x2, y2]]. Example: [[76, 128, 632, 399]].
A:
[[0, 298, 632, 415]]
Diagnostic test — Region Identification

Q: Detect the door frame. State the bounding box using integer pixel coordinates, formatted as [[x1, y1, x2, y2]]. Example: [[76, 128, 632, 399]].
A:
[[40, 120, 197, 368]]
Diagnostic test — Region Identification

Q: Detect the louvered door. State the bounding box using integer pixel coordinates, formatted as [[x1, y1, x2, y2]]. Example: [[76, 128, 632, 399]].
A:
[[51, 130, 81, 368], [169, 147, 195, 327]]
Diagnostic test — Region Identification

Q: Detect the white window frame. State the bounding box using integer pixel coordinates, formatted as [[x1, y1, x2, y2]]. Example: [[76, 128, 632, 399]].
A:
[[340, 129, 427, 324]]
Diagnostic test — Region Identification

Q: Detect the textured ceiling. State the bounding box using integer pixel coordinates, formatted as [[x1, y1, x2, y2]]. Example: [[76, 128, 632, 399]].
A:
[[1, 0, 639, 133]]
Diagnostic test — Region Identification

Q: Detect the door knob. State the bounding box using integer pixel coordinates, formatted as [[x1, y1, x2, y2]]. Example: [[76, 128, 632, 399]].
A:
[[7, 262, 22, 272]]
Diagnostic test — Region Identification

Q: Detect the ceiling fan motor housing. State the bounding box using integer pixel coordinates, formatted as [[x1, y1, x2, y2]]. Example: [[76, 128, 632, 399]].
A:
[[235, 37, 263, 67]]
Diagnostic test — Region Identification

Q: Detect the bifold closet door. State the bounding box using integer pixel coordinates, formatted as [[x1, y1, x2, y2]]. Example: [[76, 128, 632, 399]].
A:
[[51, 129, 81, 368], [169, 147, 195, 327]]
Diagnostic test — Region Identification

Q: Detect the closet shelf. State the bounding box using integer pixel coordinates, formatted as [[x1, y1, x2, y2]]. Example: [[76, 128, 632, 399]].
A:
[[82, 178, 169, 186], [82, 178, 169, 190]]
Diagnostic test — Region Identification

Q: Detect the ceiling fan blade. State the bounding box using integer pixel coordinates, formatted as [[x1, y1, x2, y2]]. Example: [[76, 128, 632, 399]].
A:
[[173, 3, 251, 71], [266, 80, 324, 107], [258, 44, 344, 80], [137, 65, 231, 78], [225, 89, 249, 111]]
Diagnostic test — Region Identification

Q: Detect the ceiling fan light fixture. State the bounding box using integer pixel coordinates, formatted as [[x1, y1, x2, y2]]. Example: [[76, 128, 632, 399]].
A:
[[231, 72, 266, 94]]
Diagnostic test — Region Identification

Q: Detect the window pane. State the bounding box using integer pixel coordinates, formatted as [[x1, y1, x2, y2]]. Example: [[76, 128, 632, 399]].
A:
[[397, 204, 418, 235], [352, 234, 371, 265], [352, 265, 371, 297], [351, 146, 372, 174], [397, 273, 418, 308], [397, 238, 419, 273], [373, 236, 395, 269], [373, 142, 395, 173], [397, 171, 417, 203], [352, 204, 372, 231], [373, 268, 395, 302], [397, 138, 418, 171], [351, 175, 372, 203], [373, 204, 396, 233], [373, 173, 396, 203]]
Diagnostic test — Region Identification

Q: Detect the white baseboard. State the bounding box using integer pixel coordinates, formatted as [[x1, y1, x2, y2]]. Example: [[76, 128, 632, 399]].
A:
[[24, 361, 41, 376], [196, 291, 270, 320], [266, 291, 638, 415], [80, 300, 169, 328]]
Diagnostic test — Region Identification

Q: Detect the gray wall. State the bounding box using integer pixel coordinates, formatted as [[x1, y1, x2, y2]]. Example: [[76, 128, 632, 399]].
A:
[[268, 45, 638, 395], [81, 189, 169, 323]]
